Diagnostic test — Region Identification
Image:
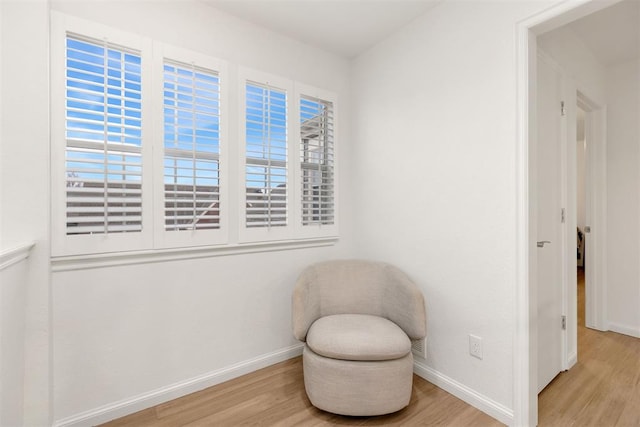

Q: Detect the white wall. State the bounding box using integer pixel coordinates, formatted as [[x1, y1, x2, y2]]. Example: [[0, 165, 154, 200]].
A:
[[0, 257, 28, 427], [53, 249, 347, 422], [1, 1, 52, 425], [351, 0, 552, 416], [47, 1, 354, 423], [538, 27, 607, 104], [605, 59, 640, 336]]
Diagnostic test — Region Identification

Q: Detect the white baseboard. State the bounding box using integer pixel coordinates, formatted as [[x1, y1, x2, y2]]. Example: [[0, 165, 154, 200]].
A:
[[53, 343, 304, 427], [54, 345, 517, 427], [413, 360, 513, 426], [608, 322, 640, 338]]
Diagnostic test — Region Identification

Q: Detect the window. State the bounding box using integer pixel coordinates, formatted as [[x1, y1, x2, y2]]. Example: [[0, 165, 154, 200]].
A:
[[65, 35, 143, 236], [245, 82, 288, 228], [52, 13, 153, 255], [238, 70, 294, 243], [163, 61, 221, 232], [52, 13, 337, 258], [300, 95, 334, 226]]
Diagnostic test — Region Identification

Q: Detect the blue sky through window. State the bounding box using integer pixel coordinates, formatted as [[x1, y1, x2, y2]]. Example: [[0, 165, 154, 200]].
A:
[[65, 36, 142, 184], [65, 35, 143, 234], [163, 62, 220, 186]]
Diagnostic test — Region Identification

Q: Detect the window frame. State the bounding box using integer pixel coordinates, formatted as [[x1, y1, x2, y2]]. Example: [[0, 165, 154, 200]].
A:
[[51, 13, 338, 259], [51, 12, 154, 256], [151, 43, 229, 249]]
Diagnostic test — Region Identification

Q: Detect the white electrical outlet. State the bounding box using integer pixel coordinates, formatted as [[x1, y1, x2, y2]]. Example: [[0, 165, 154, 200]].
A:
[[469, 334, 483, 360]]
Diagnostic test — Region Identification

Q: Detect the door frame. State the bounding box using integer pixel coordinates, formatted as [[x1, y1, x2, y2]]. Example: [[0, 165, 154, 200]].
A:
[[515, 1, 617, 425]]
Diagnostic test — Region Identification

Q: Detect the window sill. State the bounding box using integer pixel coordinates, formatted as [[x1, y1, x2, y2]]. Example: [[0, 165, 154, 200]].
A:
[[50, 237, 338, 272]]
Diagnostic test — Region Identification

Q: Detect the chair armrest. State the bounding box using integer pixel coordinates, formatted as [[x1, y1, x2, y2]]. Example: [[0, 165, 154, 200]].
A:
[[382, 264, 426, 340], [292, 267, 321, 341]]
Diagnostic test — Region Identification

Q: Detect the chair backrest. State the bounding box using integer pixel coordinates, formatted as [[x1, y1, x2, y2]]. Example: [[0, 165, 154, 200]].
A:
[[292, 259, 426, 341]]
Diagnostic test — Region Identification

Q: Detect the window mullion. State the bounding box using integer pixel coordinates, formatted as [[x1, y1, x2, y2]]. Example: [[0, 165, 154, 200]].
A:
[[102, 39, 109, 235], [191, 63, 198, 229], [266, 85, 273, 228]]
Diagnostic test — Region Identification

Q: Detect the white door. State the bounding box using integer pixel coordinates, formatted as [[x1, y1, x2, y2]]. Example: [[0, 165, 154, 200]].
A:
[[536, 52, 565, 393]]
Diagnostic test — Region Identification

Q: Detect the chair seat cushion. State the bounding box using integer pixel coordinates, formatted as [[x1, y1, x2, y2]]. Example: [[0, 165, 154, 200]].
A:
[[306, 314, 411, 361]]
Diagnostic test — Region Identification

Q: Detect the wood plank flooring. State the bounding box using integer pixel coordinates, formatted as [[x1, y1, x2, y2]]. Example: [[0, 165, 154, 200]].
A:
[[103, 268, 640, 426], [101, 359, 502, 426], [538, 268, 640, 426]]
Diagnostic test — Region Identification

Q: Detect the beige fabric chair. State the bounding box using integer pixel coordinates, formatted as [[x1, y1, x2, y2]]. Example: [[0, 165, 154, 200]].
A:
[[292, 259, 426, 416]]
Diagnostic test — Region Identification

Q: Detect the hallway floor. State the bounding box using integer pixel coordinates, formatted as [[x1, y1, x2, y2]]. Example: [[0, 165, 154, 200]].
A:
[[538, 268, 640, 426]]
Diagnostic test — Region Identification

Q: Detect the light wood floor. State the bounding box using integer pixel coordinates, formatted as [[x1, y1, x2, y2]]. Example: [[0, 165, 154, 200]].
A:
[[103, 268, 640, 426], [101, 360, 502, 426], [538, 268, 640, 426]]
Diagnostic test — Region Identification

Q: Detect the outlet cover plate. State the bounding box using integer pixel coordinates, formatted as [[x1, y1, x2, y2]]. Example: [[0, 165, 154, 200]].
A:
[[469, 334, 483, 360]]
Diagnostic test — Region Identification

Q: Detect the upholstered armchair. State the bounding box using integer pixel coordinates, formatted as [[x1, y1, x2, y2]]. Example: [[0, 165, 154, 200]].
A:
[[292, 259, 426, 416]]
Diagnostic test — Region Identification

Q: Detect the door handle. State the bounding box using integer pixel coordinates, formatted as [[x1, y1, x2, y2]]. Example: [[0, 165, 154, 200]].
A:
[[537, 241, 551, 248]]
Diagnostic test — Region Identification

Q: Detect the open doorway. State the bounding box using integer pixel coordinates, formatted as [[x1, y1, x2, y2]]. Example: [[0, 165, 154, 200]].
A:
[[518, 0, 640, 423], [532, 47, 609, 398], [515, 0, 638, 424], [533, 32, 609, 424]]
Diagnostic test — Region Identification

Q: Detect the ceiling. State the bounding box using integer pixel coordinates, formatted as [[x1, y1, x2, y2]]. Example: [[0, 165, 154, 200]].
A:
[[202, 0, 638, 64], [202, 0, 442, 58], [564, 0, 640, 66]]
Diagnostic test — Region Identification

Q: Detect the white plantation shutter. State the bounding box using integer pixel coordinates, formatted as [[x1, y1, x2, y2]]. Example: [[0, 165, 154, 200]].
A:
[[245, 82, 288, 228], [65, 34, 143, 235], [54, 13, 338, 256], [300, 95, 334, 225], [163, 60, 221, 231]]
